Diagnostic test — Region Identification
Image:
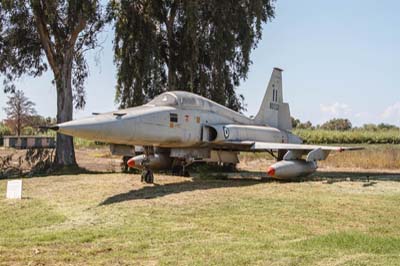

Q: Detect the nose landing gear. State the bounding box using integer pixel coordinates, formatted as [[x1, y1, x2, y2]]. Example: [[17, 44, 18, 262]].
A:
[[141, 167, 154, 184]]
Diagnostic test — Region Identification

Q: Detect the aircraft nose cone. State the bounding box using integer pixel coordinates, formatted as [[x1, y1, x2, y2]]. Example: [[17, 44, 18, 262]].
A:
[[55, 114, 133, 143], [267, 166, 276, 177], [127, 158, 136, 168]]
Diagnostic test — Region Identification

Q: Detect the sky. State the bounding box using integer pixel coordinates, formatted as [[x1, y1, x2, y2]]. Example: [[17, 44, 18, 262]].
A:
[[1, 0, 400, 126]]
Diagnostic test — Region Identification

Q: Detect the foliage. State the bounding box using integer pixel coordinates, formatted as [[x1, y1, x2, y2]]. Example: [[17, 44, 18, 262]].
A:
[[0, 0, 106, 166], [108, 0, 275, 111], [0, 0, 105, 103], [298, 121, 313, 129], [73, 137, 105, 148], [361, 123, 399, 131], [291, 117, 300, 128], [0, 122, 11, 145], [28, 115, 56, 133], [25, 148, 54, 175], [0, 148, 54, 178], [0, 153, 23, 178], [21, 126, 35, 135], [291, 117, 313, 129], [294, 128, 400, 144], [3, 90, 37, 136], [321, 118, 352, 131]]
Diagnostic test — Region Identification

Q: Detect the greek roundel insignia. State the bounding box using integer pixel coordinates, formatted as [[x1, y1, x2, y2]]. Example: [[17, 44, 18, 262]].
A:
[[223, 126, 230, 139]]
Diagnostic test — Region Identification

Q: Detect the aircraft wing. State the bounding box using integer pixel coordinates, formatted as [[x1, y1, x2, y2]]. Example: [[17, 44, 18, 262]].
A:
[[249, 142, 363, 152], [215, 140, 363, 153], [218, 141, 363, 161]]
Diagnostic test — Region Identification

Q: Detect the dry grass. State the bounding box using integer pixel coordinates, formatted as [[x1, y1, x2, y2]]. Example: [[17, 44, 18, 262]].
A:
[[1, 172, 400, 265], [240, 144, 400, 171], [320, 145, 400, 170]]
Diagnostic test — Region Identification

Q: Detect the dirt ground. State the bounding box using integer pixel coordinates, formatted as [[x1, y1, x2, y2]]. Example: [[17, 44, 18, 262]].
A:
[[0, 147, 121, 173]]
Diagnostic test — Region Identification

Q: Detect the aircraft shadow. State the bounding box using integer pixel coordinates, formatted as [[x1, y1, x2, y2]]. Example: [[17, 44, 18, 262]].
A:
[[99, 177, 261, 205], [99, 170, 400, 205]]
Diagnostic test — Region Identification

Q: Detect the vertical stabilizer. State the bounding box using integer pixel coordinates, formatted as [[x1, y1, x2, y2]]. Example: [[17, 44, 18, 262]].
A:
[[253, 68, 292, 131]]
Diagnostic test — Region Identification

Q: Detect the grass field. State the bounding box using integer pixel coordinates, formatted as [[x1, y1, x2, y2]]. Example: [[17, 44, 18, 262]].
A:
[[1, 172, 400, 265], [293, 129, 400, 144], [240, 144, 400, 170]]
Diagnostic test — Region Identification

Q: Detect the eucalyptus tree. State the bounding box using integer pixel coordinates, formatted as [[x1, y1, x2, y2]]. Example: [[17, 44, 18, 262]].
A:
[[109, 0, 275, 111], [0, 0, 105, 166]]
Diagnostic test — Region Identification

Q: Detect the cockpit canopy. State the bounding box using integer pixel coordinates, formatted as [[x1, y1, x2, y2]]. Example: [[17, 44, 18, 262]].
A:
[[147, 91, 209, 108], [147, 93, 178, 107], [144, 90, 249, 122]]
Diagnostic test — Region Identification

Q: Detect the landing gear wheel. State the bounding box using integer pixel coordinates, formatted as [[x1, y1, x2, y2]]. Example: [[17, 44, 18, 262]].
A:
[[171, 165, 190, 177], [171, 165, 181, 176], [141, 169, 154, 184]]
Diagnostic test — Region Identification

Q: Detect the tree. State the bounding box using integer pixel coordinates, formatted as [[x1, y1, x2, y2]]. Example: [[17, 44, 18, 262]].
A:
[[0, 0, 105, 167], [377, 123, 398, 130], [292, 117, 313, 129], [291, 117, 300, 128], [29, 115, 57, 133], [321, 118, 352, 131], [108, 0, 275, 110], [3, 90, 37, 136]]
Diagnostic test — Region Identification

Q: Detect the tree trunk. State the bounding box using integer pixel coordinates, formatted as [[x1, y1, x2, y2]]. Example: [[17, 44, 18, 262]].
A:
[[17, 113, 21, 136], [166, 3, 177, 91], [54, 55, 77, 167]]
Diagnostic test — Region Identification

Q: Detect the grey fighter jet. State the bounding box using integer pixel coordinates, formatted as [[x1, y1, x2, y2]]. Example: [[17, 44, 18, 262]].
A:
[[49, 68, 361, 182]]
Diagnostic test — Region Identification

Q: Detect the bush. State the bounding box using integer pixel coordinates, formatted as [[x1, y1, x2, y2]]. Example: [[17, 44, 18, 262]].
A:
[[22, 126, 35, 135], [0, 123, 12, 146], [321, 118, 352, 131]]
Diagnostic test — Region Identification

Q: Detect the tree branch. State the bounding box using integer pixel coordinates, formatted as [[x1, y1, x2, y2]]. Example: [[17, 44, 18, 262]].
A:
[[31, 3, 59, 78], [69, 14, 87, 49]]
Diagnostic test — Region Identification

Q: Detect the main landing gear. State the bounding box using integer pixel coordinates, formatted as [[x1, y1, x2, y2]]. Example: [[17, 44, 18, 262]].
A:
[[140, 146, 155, 184], [171, 159, 190, 177], [141, 167, 154, 184]]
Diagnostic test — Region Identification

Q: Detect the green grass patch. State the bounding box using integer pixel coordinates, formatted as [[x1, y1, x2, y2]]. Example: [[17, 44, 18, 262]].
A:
[[296, 231, 400, 255], [0, 199, 66, 233]]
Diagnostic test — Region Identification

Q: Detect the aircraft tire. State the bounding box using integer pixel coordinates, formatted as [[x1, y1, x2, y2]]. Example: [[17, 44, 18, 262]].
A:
[[145, 170, 154, 184], [171, 165, 190, 177], [141, 169, 154, 183]]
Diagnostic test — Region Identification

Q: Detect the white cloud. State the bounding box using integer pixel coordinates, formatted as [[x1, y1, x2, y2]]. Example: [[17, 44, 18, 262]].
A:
[[355, 112, 368, 118], [382, 102, 400, 119], [320, 102, 352, 117]]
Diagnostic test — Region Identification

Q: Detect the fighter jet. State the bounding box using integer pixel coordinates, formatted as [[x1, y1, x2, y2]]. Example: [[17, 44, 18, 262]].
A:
[[48, 68, 361, 182]]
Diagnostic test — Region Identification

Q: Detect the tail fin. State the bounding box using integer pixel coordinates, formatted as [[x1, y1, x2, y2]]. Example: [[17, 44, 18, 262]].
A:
[[253, 68, 292, 131]]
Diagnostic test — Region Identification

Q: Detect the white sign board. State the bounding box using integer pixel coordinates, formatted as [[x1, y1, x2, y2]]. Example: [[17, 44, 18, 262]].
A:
[[6, 180, 22, 199]]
